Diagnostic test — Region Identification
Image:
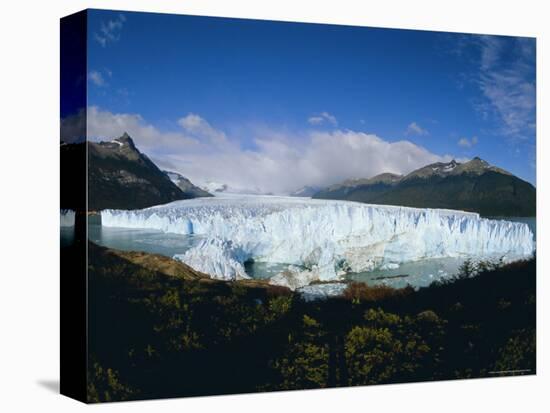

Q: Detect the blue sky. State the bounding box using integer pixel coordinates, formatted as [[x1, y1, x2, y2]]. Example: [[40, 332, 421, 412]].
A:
[[85, 9, 536, 191]]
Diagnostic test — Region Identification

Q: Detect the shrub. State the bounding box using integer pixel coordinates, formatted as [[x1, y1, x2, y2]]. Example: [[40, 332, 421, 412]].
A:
[[345, 325, 400, 385], [271, 314, 329, 390], [343, 282, 411, 303], [493, 329, 536, 374], [267, 295, 293, 319], [87, 360, 135, 402]]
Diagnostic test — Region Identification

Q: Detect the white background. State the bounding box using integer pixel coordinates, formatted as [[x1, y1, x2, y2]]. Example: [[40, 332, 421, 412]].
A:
[[0, 0, 547, 411]]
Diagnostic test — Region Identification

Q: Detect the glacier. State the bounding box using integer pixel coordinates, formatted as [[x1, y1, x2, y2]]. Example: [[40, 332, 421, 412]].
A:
[[60, 209, 75, 227], [101, 194, 535, 289]]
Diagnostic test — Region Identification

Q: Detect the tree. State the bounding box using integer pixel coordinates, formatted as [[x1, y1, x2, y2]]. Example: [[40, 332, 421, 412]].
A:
[[271, 314, 329, 390]]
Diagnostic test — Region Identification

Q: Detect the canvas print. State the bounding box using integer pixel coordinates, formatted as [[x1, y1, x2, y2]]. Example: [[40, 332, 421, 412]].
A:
[[60, 9, 536, 403]]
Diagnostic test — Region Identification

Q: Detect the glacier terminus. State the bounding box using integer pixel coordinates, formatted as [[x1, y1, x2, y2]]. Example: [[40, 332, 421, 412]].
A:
[[101, 194, 535, 289]]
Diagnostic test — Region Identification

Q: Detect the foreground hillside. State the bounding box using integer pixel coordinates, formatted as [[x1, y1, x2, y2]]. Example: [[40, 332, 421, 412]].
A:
[[81, 243, 536, 402], [314, 158, 536, 216]]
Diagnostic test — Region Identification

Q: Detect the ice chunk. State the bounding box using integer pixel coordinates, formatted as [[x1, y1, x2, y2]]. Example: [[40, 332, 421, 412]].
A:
[[297, 283, 349, 302], [174, 238, 251, 281]]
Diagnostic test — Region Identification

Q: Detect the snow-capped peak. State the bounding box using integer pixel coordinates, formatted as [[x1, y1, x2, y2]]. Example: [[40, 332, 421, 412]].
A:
[[431, 160, 457, 173]]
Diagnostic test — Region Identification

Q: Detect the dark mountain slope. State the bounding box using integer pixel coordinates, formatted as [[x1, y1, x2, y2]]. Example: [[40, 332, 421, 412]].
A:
[[315, 173, 402, 202], [164, 170, 212, 198], [314, 158, 535, 216], [289, 186, 323, 197], [86, 133, 188, 210]]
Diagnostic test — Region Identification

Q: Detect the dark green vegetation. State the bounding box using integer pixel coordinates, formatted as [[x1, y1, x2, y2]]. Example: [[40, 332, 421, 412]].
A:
[[61, 133, 208, 211], [84, 243, 536, 402], [313, 158, 536, 216]]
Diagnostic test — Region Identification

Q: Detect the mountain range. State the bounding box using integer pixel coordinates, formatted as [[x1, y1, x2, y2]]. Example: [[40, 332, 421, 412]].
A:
[[313, 157, 535, 216], [290, 185, 323, 197], [164, 171, 212, 198], [63, 134, 535, 216], [84, 133, 209, 210]]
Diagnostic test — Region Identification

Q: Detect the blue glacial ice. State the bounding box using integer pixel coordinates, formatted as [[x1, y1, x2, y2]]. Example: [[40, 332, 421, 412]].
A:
[[101, 194, 535, 289]]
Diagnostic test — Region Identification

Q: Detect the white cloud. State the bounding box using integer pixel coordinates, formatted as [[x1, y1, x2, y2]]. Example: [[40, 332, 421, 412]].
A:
[[308, 111, 338, 126], [86, 106, 200, 154], [308, 116, 323, 125], [457, 136, 478, 148], [406, 122, 429, 136], [89, 70, 105, 87], [475, 36, 535, 140], [60, 108, 86, 143], [94, 14, 126, 47], [178, 113, 228, 145], [83, 107, 459, 194]]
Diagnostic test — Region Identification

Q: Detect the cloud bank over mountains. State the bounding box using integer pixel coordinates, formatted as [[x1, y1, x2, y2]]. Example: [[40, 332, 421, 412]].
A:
[[73, 106, 461, 194]]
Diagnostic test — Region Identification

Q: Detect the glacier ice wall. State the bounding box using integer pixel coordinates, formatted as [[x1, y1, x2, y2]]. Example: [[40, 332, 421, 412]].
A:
[[101, 194, 535, 288], [60, 209, 75, 227]]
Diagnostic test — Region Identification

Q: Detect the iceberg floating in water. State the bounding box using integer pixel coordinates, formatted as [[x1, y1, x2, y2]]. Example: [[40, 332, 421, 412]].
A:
[[101, 194, 535, 288]]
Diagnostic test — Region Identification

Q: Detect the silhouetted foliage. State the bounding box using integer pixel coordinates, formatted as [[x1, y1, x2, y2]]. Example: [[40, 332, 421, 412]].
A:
[[80, 243, 535, 402], [343, 282, 413, 304], [87, 358, 134, 403]]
